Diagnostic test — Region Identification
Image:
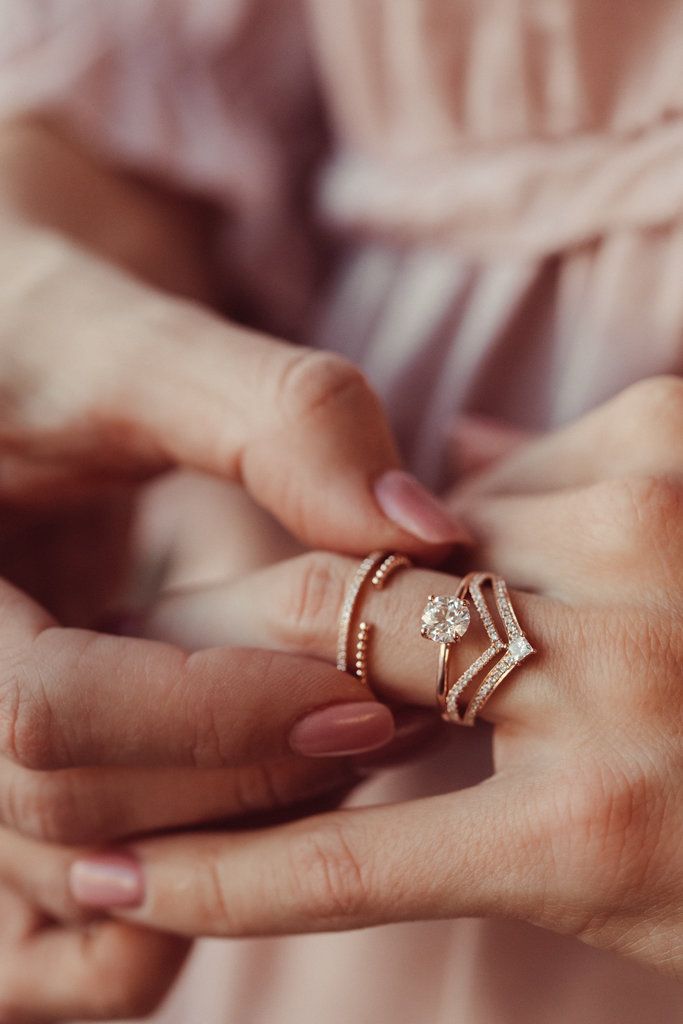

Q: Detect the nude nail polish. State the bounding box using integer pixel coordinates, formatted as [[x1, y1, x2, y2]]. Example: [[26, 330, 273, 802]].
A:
[[69, 853, 144, 908], [288, 702, 395, 757], [374, 469, 472, 544]]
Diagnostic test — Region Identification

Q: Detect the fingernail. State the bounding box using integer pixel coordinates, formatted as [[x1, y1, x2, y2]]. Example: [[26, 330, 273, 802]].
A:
[[374, 469, 472, 544], [69, 853, 144, 908], [289, 702, 395, 757]]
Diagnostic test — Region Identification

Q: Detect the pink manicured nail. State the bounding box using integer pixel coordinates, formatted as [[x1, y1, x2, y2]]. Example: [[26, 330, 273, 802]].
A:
[[289, 702, 395, 757], [374, 469, 471, 544], [69, 853, 144, 908]]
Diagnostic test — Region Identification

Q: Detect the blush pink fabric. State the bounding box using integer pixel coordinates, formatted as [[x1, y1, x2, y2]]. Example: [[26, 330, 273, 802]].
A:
[[1, 2, 682, 1021]]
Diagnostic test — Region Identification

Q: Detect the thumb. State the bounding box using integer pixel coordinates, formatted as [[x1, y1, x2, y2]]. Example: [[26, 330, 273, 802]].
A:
[[119, 306, 467, 554]]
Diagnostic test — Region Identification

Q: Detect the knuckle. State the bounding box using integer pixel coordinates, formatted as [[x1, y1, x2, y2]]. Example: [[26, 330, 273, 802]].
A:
[[0, 661, 53, 770], [276, 351, 370, 423], [192, 850, 240, 934], [2, 769, 76, 843], [284, 820, 370, 924], [231, 761, 287, 816], [187, 701, 227, 769], [587, 475, 683, 559], [271, 553, 344, 653], [549, 762, 660, 902], [2, 769, 104, 845]]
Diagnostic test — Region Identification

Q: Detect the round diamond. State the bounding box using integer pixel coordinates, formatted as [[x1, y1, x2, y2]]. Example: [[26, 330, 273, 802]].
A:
[[421, 596, 470, 644]]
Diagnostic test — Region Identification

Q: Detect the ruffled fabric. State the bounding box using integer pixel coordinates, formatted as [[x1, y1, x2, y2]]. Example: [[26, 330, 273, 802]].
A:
[[311, 0, 683, 254], [320, 122, 683, 256], [0, 0, 324, 337]]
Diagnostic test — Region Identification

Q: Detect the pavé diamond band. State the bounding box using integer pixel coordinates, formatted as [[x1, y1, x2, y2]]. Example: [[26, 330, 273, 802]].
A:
[[442, 572, 535, 726], [337, 552, 412, 686]]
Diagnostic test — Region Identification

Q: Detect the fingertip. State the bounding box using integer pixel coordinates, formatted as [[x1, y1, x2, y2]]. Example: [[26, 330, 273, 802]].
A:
[[69, 854, 144, 909], [288, 701, 395, 758], [374, 470, 474, 545]]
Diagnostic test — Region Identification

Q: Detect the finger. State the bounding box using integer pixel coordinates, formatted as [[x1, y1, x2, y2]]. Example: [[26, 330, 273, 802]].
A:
[[115, 309, 466, 554], [68, 772, 563, 939], [0, 827, 185, 1022], [135, 552, 572, 729], [0, 922, 186, 1023], [132, 471, 303, 593], [448, 413, 534, 476], [0, 755, 361, 846], [456, 376, 683, 499], [458, 476, 683, 602], [0, 578, 395, 771]]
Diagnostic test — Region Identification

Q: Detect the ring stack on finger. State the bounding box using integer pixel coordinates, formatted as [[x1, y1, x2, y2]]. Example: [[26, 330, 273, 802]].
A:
[[429, 572, 535, 726], [337, 552, 412, 687]]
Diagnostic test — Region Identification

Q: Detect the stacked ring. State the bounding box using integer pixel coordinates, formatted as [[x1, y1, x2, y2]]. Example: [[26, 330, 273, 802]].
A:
[[337, 554, 535, 724], [435, 572, 535, 726], [337, 552, 412, 687]]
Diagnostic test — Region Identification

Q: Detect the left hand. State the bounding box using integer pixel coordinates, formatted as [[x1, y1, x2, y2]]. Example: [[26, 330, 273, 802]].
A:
[[6, 377, 683, 982]]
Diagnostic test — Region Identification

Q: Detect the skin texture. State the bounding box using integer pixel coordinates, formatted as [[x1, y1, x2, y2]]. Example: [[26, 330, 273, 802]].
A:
[[0, 121, 680, 1018], [61, 377, 683, 986], [1, 391, 682, 1018], [0, 118, 457, 1021]]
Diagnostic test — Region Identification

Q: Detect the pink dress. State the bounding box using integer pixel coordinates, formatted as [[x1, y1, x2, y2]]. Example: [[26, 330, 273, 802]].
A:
[[1, 2, 682, 1020]]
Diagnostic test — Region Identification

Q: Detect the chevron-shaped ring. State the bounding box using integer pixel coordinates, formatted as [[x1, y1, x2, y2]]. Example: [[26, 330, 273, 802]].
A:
[[444, 572, 535, 726]]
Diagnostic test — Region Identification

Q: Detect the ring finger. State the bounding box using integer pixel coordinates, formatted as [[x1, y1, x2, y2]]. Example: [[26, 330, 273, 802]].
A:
[[133, 552, 579, 732]]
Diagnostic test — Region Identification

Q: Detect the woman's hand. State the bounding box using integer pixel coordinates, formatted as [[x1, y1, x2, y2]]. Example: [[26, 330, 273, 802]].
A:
[[59, 377, 683, 979], [0, 117, 462, 557]]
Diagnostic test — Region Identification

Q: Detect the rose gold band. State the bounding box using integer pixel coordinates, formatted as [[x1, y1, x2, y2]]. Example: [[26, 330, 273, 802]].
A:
[[443, 572, 535, 726], [338, 552, 412, 686]]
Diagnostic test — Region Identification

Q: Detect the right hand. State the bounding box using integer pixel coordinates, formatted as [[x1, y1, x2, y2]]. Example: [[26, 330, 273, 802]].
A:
[[0, 216, 463, 555]]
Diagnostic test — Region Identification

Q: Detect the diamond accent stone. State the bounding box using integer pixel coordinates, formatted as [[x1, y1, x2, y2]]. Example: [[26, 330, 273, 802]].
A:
[[508, 635, 533, 662], [421, 596, 470, 644]]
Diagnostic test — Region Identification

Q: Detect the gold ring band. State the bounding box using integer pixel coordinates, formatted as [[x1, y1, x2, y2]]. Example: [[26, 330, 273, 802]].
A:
[[336, 552, 384, 674], [338, 552, 412, 686], [444, 572, 535, 726], [421, 590, 472, 712]]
